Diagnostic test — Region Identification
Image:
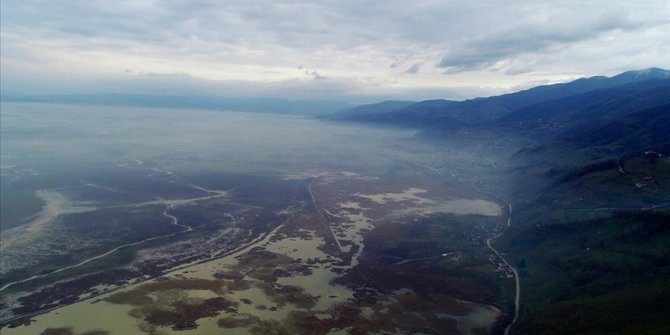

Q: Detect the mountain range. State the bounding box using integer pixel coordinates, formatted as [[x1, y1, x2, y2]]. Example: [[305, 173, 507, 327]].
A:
[[326, 68, 670, 162], [324, 68, 670, 133], [325, 68, 670, 335], [1, 68, 668, 334]]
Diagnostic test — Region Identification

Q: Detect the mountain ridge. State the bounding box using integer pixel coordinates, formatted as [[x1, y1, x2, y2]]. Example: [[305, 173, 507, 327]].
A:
[[326, 67, 670, 335], [324, 68, 670, 126]]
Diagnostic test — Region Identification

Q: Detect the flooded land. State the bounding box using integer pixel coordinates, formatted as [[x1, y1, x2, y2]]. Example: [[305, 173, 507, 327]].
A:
[[0, 102, 519, 334]]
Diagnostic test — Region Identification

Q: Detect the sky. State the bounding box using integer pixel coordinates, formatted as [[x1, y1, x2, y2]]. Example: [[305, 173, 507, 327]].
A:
[[1, 0, 669, 102]]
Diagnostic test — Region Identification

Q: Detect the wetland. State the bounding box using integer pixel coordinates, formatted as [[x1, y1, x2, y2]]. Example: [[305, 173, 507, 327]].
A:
[[1, 102, 518, 334]]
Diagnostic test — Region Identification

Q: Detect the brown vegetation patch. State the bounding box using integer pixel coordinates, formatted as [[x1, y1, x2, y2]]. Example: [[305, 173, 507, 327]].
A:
[[254, 282, 316, 309], [238, 299, 459, 335], [217, 314, 260, 328], [231, 247, 315, 284], [141, 297, 237, 330], [212, 270, 244, 280], [105, 278, 241, 331], [40, 328, 110, 335], [273, 285, 317, 309], [249, 320, 290, 335], [107, 278, 228, 306], [4, 316, 35, 328], [105, 291, 153, 306], [40, 329, 74, 335]]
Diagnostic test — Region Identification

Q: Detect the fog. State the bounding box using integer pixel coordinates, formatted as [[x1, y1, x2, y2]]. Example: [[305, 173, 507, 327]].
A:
[[0, 100, 535, 335], [1, 102, 422, 176], [1, 100, 516, 236]]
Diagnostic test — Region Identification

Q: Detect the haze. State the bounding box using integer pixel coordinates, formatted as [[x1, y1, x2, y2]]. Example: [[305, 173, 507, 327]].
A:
[[1, 2, 669, 335]]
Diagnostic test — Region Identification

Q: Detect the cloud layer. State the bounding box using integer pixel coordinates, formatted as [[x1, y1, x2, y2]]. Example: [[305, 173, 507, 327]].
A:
[[1, 0, 669, 101]]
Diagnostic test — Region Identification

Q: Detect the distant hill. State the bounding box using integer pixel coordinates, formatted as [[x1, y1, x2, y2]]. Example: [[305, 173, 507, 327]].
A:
[[328, 68, 670, 175], [323, 100, 416, 120], [328, 67, 670, 335], [0, 93, 352, 116], [330, 68, 670, 224], [569, 103, 670, 151], [497, 79, 670, 136], [511, 103, 670, 166], [493, 67, 670, 111], [325, 99, 471, 128], [326, 68, 670, 126]]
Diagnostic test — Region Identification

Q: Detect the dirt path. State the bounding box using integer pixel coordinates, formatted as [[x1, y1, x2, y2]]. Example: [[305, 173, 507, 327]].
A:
[[308, 178, 343, 251]]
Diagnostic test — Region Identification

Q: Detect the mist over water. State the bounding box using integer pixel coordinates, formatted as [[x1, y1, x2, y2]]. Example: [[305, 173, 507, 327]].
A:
[[1, 101, 515, 233], [1, 102, 444, 237], [3, 102, 413, 277], [0, 102, 422, 177], [0, 101, 518, 335], [1, 1, 666, 332]]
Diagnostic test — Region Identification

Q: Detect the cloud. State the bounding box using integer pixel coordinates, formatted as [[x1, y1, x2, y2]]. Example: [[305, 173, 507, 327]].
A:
[[437, 9, 668, 74], [310, 70, 327, 80], [1, 1, 669, 100], [405, 63, 421, 74]]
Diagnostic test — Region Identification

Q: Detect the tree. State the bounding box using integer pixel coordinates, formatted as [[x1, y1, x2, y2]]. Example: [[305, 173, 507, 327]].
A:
[[518, 258, 527, 269]]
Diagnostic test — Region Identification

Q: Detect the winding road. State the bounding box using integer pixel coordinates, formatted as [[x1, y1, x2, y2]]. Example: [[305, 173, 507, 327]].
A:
[[486, 202, 520, 335], [416, 163, 521, 334]]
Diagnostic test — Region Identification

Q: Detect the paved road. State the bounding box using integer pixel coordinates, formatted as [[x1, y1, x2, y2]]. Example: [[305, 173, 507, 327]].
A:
[[486, 202, 520, 335]]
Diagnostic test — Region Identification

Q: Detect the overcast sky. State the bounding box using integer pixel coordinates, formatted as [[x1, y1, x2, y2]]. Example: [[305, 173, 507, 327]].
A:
[[1, 0, 669, 102]]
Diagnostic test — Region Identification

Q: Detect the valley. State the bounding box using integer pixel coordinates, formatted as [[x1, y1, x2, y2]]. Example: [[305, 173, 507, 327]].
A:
[[1, 168, 514, 335], [1, 68, 668, 335], [0, 103, 518, 334], [2, 0, 669, 333]]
